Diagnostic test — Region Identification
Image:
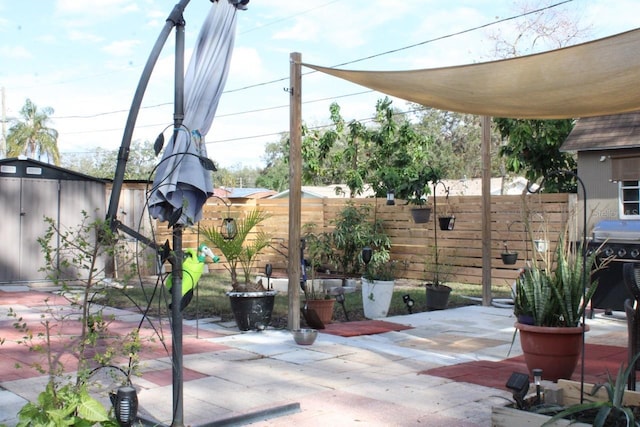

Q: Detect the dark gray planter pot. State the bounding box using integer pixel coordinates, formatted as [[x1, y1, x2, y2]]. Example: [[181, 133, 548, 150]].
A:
[[227, 290, 277, 331]]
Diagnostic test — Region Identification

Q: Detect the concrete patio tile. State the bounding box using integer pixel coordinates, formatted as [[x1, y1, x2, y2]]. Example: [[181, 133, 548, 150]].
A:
[[270, 347, 339, 364], [0, 389, 27, 426]]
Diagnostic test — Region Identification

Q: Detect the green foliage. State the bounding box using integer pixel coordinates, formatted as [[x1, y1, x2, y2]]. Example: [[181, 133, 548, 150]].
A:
[[329, 202, 391, 276], [7, 212, 142, 426], [514, 236, 600, 327], [202, 209, 271, 291], [542, 353, 640, 426], [62, 140, 158, 180], [6, 98, 60, 165], [495, 118, 576, 192], [17, 382, 115, 427]]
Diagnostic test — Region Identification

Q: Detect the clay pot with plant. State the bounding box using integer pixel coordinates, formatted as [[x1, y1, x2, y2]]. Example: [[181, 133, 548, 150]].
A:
[[301, 223, 335, 326]]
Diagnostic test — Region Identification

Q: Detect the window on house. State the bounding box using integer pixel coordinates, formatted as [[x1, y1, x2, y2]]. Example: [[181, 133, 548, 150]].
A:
[[620, 180, 640, 218]]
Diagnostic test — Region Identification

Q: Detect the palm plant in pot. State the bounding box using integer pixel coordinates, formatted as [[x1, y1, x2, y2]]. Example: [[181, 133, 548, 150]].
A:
[[513, 231, 606, 381], [201, 208, 274, 331]]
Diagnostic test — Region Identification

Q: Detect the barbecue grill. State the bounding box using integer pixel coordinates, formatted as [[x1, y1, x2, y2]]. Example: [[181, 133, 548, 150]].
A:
[[588, 220, 640, 311]]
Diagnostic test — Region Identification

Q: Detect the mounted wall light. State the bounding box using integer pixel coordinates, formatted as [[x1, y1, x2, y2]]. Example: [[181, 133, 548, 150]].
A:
[[386, 190, 395, 205], [361, 246, 373, 265]]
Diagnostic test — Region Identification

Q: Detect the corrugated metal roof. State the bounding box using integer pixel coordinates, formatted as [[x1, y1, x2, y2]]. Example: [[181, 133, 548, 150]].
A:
[[0, 157, 106, 182], [561, 111, 640, 152], [227, 187, 275, 198]]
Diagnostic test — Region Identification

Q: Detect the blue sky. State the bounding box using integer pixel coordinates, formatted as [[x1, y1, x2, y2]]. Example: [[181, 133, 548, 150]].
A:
[[0, 0, 638, 169]]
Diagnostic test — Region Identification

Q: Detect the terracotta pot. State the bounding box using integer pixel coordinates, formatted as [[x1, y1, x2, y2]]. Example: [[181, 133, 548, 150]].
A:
[[515, 322, 588, 381], [305, 299, 335, 325]]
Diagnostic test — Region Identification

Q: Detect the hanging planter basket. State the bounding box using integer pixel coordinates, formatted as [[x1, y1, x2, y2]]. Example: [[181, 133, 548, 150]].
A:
[[410, 207, 432, 223], [501, 252, 519, 265], [438, 216, 455, 231]]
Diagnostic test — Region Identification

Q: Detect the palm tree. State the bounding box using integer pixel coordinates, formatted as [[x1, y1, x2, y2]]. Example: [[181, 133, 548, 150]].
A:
[[7, 98, 60, 165]]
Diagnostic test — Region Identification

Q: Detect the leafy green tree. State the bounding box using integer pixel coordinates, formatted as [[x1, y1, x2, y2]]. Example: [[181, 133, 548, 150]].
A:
[[301, 102, 371, 195], [495, 118, 576, 192], [255, 136, 290, 191], [7, 98, 60, 165], [489, 1, 587, 193], [62, 140, 157, 180], [413, 107, 503, 179]]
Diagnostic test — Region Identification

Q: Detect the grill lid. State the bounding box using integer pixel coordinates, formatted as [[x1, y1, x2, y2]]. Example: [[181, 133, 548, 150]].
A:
[[592, 220, 640, 242]]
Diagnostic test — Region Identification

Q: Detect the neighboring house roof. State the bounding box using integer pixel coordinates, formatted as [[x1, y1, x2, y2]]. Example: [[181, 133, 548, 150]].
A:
[[225, 187, 276, 199], [561, 111, 640, 152], [437, 177, 534, 196], [269, 185, 376, 199], [0, 156, 106, 182]]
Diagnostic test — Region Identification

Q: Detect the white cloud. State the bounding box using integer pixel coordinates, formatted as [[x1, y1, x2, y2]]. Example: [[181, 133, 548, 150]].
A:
[[0, 45, 32, 60], [102, 39, 142, 57]]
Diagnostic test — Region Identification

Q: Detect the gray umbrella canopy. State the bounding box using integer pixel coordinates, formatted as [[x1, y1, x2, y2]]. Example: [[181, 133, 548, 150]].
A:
[[149, 1, 239, 226]]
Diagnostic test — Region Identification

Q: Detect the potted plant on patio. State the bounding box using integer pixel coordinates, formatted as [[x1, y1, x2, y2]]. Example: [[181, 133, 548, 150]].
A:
[[512, 232, 604, 381], [202, 208, 275, 331], [424, 246, 454, 310], [361, 248, 397, 319], [301, 223, 335, 326]]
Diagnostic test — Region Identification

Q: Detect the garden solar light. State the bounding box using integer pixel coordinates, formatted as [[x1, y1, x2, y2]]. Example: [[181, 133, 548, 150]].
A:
[[111, 385, 138, 427], [506, 372, 529, 409], [533, 368, 543, 403], [335, 289, 349, 321], [265, 263, 273, 290], [210, 195, 237, 240], [402, 294, 415, 314]]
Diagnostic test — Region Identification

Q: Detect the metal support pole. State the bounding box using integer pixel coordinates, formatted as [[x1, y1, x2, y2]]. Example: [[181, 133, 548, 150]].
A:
[[170, 10, 186, 427]]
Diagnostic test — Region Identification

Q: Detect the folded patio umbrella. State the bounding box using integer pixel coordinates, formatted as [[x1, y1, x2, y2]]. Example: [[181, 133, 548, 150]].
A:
[[149, 1, 238, 226]]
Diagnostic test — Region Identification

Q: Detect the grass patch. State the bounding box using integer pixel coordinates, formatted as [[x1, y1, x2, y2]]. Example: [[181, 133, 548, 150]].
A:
[[104, 273, 513, 327]]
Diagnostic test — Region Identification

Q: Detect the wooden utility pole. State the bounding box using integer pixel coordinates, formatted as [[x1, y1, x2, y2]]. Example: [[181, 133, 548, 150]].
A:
[[481, 115, 492, 306], [287, 52, 302, 330], [1, 87, 6, 158]]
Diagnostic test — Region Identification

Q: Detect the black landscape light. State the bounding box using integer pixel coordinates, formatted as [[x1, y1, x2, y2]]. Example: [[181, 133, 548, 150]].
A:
[[506, 372, 529, 409], [402, 294, 415, 314], [111, 385, 138, 427], [265, 263, 273, 290], [335, 289, 349, 321]]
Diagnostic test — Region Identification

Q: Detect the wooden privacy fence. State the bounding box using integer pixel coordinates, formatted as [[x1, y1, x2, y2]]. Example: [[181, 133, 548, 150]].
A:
[[158, 193, 574, 287]]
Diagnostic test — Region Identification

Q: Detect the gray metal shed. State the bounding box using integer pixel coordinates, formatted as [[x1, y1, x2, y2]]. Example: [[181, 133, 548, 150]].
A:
[[0, 157, 107, 283]]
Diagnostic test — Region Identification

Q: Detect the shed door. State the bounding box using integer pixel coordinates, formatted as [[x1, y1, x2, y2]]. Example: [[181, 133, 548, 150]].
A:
[[0, 178, 59, 282], [20, 179, 60, 282]]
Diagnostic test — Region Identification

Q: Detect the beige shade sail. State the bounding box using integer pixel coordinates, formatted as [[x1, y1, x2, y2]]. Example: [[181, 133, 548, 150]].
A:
[[303, 28, 640, 120]]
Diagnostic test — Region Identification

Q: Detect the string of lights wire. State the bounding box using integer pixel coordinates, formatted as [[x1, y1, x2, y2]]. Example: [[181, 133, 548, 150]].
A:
[[53, 0, 573, 156]]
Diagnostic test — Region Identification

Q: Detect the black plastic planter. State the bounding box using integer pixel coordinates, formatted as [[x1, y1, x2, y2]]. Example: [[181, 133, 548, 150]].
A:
[[438, 216, 455, 231], [227, 290, 277, 331], [501, 252, 518, 265], [410, 207, 432, 223]]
